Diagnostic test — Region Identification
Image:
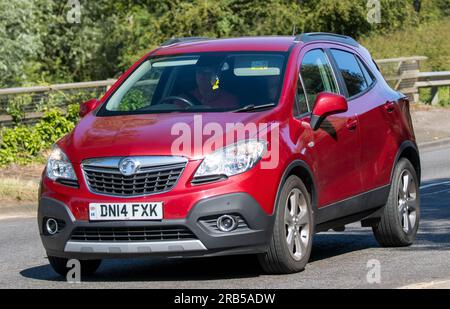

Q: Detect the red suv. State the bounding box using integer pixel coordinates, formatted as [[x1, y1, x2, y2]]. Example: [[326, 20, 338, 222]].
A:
[[39, 33, 421, 276]]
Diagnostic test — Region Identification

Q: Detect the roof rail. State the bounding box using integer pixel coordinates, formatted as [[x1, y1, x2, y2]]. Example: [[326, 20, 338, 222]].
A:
[[295, 32, 359, 47], [160, 37, 211, 47]]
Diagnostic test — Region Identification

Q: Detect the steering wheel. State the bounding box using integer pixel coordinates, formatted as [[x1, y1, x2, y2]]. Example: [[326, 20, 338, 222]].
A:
[[157, 96, 195, 107]]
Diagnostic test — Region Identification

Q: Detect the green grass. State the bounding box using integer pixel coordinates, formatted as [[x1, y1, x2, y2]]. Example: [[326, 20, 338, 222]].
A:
[[361, 18, 450, 72], [361, 19, 450, 105]]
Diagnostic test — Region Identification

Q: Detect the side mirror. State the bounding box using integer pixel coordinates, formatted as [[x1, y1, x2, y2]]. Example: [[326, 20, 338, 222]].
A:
[[310, 92, 348, 131], [79, 99, 101, 117]]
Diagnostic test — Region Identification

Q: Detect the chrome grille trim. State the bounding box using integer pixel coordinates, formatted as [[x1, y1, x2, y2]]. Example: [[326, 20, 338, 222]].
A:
[[81, 156, 187, 197]]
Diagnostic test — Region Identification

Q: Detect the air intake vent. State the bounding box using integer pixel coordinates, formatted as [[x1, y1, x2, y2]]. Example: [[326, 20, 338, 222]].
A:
[[70, 226, 196, 242]]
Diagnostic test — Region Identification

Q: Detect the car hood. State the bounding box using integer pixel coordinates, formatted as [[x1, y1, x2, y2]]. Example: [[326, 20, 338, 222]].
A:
[[61, 112, 276, 163]]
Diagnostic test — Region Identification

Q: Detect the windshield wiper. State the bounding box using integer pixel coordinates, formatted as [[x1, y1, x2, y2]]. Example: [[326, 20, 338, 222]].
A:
[[232, 103, 276, 113]]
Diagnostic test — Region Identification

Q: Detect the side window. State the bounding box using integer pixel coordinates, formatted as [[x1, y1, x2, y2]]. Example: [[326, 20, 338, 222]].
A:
[[356, 57, 375, 86], [330, 49, 369, 98], [294, 77, 309, 117], [300, 49, 338, 107]]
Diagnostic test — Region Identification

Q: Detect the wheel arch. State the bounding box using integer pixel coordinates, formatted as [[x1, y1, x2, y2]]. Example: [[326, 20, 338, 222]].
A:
[[391, 141, 421, 185], [273, 160, 318, 216]]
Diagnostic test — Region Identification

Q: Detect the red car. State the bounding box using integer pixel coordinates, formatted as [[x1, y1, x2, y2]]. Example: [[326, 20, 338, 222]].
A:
[[39, 33, 421, 276]]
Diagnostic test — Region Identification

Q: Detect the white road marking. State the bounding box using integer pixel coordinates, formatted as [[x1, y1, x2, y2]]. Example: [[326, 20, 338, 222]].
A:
[[420, 181, 450, 189], [399, 280, 450, 289], [421, 189, 450, 197]]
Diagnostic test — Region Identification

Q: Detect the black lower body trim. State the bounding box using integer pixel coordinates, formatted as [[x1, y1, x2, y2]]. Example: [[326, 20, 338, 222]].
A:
[[315, 185, 390, 232]]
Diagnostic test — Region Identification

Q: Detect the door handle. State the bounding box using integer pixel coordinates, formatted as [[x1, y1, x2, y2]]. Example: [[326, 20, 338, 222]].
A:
[[384, 101, 396, 113], [346, 117, 358, 131]]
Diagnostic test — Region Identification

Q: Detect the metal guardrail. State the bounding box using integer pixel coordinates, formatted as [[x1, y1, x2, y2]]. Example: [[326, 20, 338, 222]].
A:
[[0, 80, 116, 127], [376, 56, 450, 104], [376, 56, 428, 102], [0, 80, 117, 96]]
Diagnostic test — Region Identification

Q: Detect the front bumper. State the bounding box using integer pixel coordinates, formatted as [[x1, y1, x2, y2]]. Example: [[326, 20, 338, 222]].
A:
[[38, 193, 274, 260]]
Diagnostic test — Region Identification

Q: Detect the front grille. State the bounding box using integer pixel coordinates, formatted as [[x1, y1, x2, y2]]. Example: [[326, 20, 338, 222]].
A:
[[70, 226, 196, 242], [82, 162, 185, 197]]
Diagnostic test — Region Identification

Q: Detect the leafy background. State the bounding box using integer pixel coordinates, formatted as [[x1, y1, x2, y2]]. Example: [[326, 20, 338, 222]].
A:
[[1, 0, 449, 88]]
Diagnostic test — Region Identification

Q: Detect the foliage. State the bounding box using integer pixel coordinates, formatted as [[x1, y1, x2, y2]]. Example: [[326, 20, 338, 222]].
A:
[[0, 0, 42, 87], [360, 18, 450, 71], [1, 0, 448, 87], [419, 87, 450, 106], [0, 104, 79, 166], [118, 89, 148, 111], [32, 1, 122, 83], [34, 109, 76, 148], [6, 95, 32, 124], [0, 126, 43, 165], [361, 17, 450, 104], [36, 90, 99, 112]]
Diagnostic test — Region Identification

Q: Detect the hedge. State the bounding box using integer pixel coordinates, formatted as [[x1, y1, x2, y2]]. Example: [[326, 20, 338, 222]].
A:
[[0, 104, 79, 166]]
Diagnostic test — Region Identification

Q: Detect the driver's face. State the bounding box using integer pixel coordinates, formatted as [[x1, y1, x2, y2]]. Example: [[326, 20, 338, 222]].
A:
[[196, 67, 216, 94]]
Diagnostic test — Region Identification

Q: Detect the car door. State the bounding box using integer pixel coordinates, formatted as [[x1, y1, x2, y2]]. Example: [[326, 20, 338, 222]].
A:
[[296, 46, 363, 208], [328, 48, 397, 193]]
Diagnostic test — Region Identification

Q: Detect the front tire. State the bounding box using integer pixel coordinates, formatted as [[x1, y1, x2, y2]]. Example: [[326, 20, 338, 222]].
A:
[[258, 176, 314, 274], [372, 158, 420, 247], [48, 256, 102, 277]]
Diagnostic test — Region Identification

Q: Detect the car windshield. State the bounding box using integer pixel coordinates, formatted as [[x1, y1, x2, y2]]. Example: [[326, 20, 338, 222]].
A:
[[99, 52, 287, 115]]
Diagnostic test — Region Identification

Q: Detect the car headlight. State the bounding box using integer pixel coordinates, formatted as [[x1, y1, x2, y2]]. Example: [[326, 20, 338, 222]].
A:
[[46, 145, 77, 181], [194, 140, 267, 179]]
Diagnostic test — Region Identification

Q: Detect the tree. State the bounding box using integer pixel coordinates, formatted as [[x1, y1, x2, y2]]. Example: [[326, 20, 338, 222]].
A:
[[0, 0, 42, 87], [0, 0, 447, 87], [33, 0, 121, 83]]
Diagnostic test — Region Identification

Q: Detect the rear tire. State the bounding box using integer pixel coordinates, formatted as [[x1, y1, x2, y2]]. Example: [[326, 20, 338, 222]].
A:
[[48, 256, 102, 277], [258, 176, 314, 274], [372, 158, 420, 247]]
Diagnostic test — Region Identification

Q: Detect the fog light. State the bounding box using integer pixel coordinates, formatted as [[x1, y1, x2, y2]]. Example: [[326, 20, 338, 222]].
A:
[[45, 218, 59, 235], [217, 215, 238, 232]]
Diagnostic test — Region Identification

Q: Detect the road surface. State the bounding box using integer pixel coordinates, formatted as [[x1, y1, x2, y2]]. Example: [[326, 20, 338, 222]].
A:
[[1, 144, 450, 289]]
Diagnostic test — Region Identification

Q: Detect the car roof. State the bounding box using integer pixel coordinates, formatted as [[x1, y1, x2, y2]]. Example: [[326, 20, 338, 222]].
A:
[[153, 36, 297, 55], [152, 34, 361, 56]]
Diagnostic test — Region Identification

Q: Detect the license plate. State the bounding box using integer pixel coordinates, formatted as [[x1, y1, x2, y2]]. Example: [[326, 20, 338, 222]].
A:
[[89, 203, 163, 221]]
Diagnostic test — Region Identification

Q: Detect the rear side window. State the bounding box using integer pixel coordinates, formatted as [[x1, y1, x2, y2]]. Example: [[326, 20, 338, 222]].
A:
[[300, 49, 339, 107], [330, 49, 371, 98], [357, 57, 375, 86]]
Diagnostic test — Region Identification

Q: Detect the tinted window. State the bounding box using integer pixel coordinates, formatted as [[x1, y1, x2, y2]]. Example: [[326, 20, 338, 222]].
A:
[[331, 49, 368, 97], [300, 49, 338, 107]]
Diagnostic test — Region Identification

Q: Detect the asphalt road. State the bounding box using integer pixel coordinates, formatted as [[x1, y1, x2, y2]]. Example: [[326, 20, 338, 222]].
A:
[[1, 144, 450, 289]]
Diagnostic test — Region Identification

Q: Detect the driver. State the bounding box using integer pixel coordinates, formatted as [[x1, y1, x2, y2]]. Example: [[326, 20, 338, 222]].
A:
[[182, 60, 239, 110]]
